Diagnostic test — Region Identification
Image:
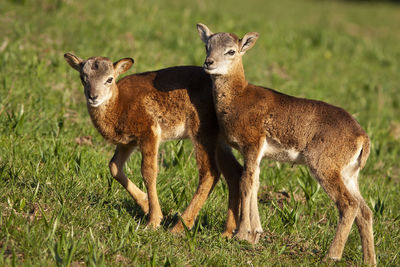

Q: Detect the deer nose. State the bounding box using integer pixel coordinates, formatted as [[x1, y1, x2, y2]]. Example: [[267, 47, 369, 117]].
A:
[[204, 58, 214, 68], [88, 95, 98, 101]]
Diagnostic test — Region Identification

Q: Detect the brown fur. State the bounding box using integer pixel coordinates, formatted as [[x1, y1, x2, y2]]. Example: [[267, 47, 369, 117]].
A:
[[64, 53, 242, 235], [197, 23, 376, 265]]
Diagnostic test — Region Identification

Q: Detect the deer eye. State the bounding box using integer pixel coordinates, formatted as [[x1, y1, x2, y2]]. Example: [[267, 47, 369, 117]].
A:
[[106, 77, 113, 84], [80, 75, 86, 84], [225, 50, 235, 56]]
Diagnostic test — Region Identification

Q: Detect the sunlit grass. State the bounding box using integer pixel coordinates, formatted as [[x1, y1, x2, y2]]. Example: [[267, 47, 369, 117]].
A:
[[1, 0, 399, 265]]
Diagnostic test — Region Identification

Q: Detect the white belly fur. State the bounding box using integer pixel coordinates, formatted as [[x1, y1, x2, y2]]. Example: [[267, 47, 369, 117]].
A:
[[161, 123, 188, 141], [259, 138, 304, 164]]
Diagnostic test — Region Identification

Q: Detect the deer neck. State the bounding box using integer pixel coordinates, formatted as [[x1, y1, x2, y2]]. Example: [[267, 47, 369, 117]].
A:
[[86, 84, 121, 142], [211, 63, 248, 109]]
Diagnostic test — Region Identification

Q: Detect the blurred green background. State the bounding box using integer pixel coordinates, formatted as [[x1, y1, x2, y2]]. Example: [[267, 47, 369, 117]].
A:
[[1, 0, 399, 265]]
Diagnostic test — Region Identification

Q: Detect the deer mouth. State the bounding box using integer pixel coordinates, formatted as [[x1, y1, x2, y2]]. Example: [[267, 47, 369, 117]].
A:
[[87, 91, 113, 107], [203, 65, 217, 73], [87, 96, 106, 107], [88, 99, 101, 107]]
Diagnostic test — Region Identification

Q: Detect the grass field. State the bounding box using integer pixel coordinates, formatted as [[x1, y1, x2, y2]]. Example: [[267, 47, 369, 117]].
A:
[[1, 0, 400, 265]]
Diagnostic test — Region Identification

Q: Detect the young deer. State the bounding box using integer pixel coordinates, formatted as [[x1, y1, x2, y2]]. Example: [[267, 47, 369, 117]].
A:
[[64, 53, 242, 235], [197, 24, 376, 265]]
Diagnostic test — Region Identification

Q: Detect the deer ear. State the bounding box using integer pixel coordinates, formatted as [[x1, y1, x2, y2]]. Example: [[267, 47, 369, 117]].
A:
[[197, 23, 213, 44], [239, 32, 259, 54], [113, 58, 134, 76], [64, 53, 84, 72]]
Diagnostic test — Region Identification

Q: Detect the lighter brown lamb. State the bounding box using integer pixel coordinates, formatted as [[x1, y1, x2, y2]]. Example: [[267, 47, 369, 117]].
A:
[[197, 23, 375, 265]]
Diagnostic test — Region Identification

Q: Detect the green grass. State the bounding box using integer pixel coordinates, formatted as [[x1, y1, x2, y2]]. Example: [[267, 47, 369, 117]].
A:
[[1, 0, 400, 265]]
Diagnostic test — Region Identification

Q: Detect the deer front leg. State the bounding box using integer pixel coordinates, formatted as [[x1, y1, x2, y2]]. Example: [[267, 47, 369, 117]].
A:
[[109, 144, 149, 213], [235, 148, 261, 243], [249, 170, 263, 244], [140, 135, 163, 228]]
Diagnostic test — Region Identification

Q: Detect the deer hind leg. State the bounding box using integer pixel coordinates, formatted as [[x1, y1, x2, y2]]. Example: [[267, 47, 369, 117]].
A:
[[170, 139, 221, 233], [355, 193, 376, 265], [339, 149, 376, 265], [140, 133, 163, 228], [311, 167, 359, 262], [215, 141, 242, 238], [109, 144, 149, 213]]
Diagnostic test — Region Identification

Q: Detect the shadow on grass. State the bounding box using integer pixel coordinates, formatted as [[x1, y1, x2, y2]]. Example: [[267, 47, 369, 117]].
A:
[[112, 197, 147, 220], [162, 212, 214, 233], [90, 192, 218, 234], [113, 199, 186, 231], [86, 193, 147, 223]]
